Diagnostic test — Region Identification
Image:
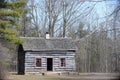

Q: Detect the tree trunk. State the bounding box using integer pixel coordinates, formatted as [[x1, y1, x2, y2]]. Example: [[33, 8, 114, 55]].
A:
[[0, 44, 6, 80]]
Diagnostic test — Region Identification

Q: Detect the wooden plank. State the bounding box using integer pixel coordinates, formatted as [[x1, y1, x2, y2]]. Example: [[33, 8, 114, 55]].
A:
[[25, 51, 76, 73]]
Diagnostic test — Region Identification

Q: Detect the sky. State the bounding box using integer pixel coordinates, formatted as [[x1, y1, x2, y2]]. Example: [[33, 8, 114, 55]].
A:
[[31, 0, 117, 19], [95, 0, 117, 17]]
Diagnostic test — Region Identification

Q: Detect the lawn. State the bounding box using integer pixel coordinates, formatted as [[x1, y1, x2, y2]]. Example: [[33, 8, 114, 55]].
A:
[[9, 73, 119, 80], [9, 75, 79, 80]]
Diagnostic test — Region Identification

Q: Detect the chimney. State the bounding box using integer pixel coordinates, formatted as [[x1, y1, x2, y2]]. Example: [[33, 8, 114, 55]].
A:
[[45, 32, 50, 39]]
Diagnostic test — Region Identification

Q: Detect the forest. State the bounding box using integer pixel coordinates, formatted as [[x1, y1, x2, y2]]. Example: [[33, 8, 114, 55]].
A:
[[0, 0, 120, 80]]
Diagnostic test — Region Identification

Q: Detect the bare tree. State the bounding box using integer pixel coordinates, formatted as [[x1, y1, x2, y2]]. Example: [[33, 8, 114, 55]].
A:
[[30, 0, 96, 37]]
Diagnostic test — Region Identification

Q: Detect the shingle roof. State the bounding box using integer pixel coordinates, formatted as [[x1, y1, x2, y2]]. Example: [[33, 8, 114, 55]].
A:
[[21, 37, 76, 51]]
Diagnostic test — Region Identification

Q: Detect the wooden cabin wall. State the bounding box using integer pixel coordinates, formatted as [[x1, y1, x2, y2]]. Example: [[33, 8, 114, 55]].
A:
[[25, 51, 76, 73]]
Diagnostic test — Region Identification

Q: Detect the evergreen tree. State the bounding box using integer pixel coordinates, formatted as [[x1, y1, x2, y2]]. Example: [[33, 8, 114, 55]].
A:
[[0, 0, 26, 43], [0, 0, 26, 79]]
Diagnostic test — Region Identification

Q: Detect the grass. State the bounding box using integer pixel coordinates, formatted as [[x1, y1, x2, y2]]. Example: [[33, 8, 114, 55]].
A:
[[9, 73, 119, 80], [9, 75, 79, 80]]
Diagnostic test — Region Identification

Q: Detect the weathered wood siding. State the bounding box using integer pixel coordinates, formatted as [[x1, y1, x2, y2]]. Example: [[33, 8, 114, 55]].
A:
[[25, 51, 76, 73]]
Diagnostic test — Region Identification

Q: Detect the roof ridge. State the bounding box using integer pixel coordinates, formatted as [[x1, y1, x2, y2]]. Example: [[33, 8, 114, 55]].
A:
[[20, 37, 73, 40]]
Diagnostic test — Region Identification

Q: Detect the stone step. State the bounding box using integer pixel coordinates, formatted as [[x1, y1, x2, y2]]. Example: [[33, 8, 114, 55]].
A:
[[46, 72, 61, 75]]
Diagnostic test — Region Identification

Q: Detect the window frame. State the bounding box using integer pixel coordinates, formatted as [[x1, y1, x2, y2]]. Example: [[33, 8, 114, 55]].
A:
[[35, 58, 42, 68], [59, 57, 66, 68]]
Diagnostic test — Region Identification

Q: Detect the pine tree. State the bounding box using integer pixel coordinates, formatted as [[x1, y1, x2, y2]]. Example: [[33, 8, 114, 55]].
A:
[[0, 0, 26, 43], [0, 0, 26, 79]]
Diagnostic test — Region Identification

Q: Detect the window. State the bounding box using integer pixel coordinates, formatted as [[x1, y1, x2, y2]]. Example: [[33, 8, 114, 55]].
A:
[[60, 58, 66, 67], [35, 58, 42, 67]]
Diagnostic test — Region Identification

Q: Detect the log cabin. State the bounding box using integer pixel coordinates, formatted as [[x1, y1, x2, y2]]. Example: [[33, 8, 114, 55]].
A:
[[17, 37, 77, 75]]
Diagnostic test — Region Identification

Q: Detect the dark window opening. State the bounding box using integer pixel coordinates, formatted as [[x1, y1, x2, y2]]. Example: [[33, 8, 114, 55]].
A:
[[35, 58, 42, 67], [60, 58, 66, 67]]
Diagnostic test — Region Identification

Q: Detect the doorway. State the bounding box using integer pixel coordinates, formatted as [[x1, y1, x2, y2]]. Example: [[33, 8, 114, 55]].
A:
[[47, 58, 53, 71]]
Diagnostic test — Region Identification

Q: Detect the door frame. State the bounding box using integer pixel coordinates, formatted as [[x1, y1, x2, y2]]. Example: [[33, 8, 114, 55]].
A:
[[46, 57, 53, 71]]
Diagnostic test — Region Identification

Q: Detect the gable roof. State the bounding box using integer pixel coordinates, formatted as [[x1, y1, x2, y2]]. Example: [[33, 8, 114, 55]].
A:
[[20, 37, 76, 51]]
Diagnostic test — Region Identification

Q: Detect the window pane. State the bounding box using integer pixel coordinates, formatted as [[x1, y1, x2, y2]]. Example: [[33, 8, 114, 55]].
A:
[[36, 58, 41, 67]]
